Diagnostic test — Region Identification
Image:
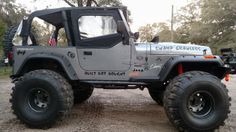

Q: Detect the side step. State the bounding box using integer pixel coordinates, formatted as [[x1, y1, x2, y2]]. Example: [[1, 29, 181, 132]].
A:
[[80, 80, 147, 85]]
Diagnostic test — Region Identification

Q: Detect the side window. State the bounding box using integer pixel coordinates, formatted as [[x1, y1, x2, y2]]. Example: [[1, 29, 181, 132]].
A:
[[57, 28, 68, 47], [78, 16, 117, 39], [31, 17, 55, 46], [31, 17, 68, 47]]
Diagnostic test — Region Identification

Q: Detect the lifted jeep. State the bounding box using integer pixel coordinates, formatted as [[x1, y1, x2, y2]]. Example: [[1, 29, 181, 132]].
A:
[[9, 7, 231, 131]]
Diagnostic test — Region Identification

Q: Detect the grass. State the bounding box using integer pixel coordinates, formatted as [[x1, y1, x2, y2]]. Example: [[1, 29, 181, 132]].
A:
[[0, 66, 12, 77], [0, 45, 3, 59]]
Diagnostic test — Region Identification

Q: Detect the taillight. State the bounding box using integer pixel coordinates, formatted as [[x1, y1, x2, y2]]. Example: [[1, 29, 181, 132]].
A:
[[7, 52, 13, 60]]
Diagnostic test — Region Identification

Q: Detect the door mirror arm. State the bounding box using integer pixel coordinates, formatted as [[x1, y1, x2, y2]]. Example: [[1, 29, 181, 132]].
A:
[[117, 20, 129, 45], [133, 32, 139, 41]]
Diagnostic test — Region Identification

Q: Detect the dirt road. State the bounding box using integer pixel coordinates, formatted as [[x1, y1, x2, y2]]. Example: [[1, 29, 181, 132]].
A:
[[0, 76, 236, 132]]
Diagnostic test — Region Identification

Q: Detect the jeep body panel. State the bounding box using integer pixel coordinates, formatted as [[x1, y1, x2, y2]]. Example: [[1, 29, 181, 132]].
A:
[[13, 45, 227, 82], [136, 42, 212, 55], [158, 55, 226, 81], [12, 7, 229, 84], [13, 46, 79, 80], [13, 45, 134, 81]]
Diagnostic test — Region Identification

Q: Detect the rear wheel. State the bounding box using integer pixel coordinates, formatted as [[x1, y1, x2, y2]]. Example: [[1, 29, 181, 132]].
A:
[[163, 71, 230, 131], [73, 85, 94, 104], [148, 89, 164, 106], [10, 70, 74, 128]]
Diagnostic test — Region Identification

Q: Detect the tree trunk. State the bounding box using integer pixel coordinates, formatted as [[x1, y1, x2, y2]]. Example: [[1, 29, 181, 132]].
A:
[[77, 0, 83, 7], [86, 0, 92, 6], [63, 0, 76, 7]]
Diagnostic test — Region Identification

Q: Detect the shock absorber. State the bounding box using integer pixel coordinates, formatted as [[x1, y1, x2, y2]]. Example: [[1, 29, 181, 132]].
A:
[[178, 64, 183, 75]]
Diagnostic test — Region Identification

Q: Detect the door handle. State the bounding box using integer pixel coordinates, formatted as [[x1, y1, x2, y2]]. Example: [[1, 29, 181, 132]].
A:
[[83, 51, 92, 56]]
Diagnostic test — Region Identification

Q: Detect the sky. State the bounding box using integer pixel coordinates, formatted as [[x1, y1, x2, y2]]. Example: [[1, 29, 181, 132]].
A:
[[16, 0, 189, 31]]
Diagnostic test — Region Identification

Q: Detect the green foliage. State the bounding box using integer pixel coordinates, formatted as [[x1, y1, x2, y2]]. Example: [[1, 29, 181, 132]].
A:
[[138, 23, 158, 42], [174, 0, 207, 44], [174, 0, 236, 50], [0, 20, 7, 59], [0, 66, 12, 76], [62, 0, 122, 7], [138, 23, 171, 42], [0, 0, 28, 58], [201, 0, 236, 48], [97, 0, 122, 6], [0, 0, 27, 26]]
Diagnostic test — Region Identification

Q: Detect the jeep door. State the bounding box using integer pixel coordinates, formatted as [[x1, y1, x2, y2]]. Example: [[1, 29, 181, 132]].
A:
[[71, 9, 131, 80]]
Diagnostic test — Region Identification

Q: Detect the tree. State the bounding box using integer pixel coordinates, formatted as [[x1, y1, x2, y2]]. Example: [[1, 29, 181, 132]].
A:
[[138, 22, 172, 42], [62, 0, 122, 7], [0, 0, 27, 26], [174, 0, 209, 44], [97, 0, 122, 7], [0, 0, 28, 58], [174, 0, 236, 50], [0, 20, 7, 58], [200, 0, 236, 48], [157, 23, 172, 42]]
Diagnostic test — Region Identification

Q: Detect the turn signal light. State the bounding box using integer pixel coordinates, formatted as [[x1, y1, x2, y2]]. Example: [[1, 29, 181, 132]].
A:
[[225, 73, 230, 82], [204, 55, 216, 59]]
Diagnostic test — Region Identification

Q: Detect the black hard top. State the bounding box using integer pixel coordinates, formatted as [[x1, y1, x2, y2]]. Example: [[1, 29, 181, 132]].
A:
[[28, 7, 121, 26]]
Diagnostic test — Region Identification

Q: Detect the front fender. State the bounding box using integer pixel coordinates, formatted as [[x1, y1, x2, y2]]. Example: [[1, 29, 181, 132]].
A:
[[159, 56, 228, 81]]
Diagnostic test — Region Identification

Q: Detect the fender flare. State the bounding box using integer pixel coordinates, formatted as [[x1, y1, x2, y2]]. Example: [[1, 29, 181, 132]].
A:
[[15, 52, 78, 80], [158, 56, 227, 81]]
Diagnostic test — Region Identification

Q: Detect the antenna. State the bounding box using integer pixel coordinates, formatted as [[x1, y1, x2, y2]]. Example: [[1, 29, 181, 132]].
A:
[[171, 4, 174, 42]]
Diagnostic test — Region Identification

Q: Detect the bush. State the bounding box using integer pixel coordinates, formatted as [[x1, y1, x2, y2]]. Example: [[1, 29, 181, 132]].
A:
[[0, 66, 12, 76]]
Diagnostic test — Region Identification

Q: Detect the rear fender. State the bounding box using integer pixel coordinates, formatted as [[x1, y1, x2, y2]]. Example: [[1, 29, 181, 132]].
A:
[[13, 52, 78, 80]]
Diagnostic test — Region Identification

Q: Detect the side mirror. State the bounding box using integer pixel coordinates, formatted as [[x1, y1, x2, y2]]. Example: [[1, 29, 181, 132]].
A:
[[150, 36, 159, 43], [117, 20, 126, 34], [117, 20, 129, 45], [134, 32, 139, 40]]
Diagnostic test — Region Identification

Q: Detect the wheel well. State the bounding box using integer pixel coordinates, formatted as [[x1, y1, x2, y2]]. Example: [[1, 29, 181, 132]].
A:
[[165, 62, 226, 81], [19, 58, 69, 79]]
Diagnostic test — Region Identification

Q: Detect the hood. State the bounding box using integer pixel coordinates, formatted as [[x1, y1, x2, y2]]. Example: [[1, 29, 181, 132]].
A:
[[135, 42, 212, 55]]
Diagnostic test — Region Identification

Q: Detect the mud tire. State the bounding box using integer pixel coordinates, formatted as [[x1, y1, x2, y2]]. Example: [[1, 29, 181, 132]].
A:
[[10, 69, 74, 128], [163, 71, 231, 131]]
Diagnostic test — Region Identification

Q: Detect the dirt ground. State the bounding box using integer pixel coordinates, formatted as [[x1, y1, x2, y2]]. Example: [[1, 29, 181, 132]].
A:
[[0, 76, 236, 132]]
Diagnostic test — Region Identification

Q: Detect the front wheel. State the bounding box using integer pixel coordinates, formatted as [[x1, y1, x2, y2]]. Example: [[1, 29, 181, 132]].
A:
[[163, 71, 231, 132]]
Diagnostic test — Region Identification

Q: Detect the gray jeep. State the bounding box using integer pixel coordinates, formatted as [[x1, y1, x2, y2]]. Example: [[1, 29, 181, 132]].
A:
[[9, 7, 231, 131]]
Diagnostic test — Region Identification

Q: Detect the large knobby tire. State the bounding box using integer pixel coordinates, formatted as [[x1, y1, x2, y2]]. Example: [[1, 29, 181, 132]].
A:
[[10, 70, 74, 128], [148, 89, 164, 106], [3, 26, 18, 57], [3, 26, 18, 65], [74, 86, 94, 104], [163, 71, 230, 132], [3, 25, 36, 60]]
